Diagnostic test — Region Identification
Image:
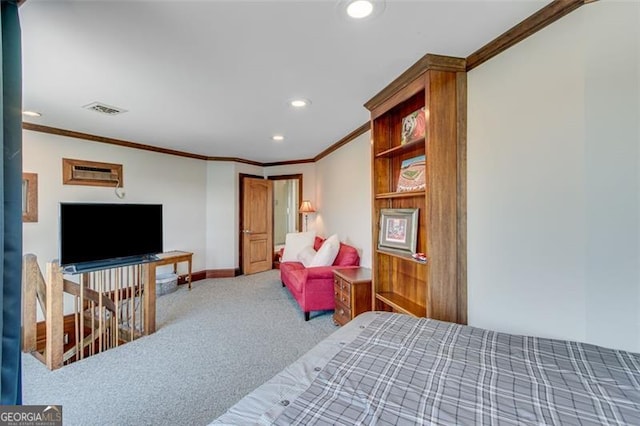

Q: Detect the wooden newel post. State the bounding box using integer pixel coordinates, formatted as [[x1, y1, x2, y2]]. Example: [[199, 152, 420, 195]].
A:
[[21, 254, 38, 352], [143, 263, 156, 335], [45, 262, 64, 370]]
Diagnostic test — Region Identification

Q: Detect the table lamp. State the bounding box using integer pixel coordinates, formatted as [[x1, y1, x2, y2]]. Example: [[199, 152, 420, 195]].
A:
[[298, 200, 316, 232]]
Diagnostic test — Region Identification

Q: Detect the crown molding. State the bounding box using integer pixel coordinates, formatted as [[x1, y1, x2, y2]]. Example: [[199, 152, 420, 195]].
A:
[[313, 122, 370, 162], [466, 0, 590, 71], [22, 121, 369, 167], [22, 122, 209, 161]]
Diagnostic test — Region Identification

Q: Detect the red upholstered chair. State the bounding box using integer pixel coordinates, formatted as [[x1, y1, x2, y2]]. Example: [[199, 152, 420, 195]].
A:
[[280, 236, 360, 321]]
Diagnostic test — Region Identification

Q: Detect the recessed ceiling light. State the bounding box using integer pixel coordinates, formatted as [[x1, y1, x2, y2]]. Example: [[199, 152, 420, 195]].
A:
[[337, 0, 384, 21], [290, 98, 311, 108], [272, 135, 284, 141], [22, 110, 42, 117], [347, 0, 373, 18]]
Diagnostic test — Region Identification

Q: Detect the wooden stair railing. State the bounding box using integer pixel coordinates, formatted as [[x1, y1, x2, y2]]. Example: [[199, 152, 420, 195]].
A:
[[21, 254, 156, 370]]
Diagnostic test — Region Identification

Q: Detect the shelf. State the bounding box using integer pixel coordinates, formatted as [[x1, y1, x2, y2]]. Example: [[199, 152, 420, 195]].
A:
[[376, 249, 427, 265], [376, 292, 426, 317], [375, 190, 423, 200], [375, 138, 425, 158]]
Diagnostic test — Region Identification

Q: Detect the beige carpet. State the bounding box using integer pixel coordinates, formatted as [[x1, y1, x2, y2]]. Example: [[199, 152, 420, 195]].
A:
[[22, 270, 337, 425]]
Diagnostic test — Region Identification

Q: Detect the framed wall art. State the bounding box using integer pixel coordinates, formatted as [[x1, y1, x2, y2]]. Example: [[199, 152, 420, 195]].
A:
[[377, 208, 418, 254], [396, 155, 426, 192]]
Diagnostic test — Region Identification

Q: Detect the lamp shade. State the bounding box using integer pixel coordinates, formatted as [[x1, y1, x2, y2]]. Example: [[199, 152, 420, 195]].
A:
[[298, 200, 316, 213]]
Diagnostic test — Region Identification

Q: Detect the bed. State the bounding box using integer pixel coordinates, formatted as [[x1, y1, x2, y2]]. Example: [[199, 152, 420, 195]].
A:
[[211, 311, 640, 425]]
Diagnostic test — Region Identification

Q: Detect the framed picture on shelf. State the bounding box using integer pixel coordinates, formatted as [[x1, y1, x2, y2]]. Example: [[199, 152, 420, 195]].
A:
[[397, 155, 426, 192], [400, 107, 426, 145], [378, 208, 418, 254]]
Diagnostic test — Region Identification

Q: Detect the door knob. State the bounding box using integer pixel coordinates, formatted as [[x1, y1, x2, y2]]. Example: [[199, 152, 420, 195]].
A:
[[242, 229, 252, 234]]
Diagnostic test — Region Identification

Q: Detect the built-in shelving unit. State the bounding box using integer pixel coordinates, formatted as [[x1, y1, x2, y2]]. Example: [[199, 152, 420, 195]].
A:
[[365, 53, 467, 324]]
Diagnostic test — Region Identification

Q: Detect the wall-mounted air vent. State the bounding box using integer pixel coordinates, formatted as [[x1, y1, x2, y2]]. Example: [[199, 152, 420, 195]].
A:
[[62, 158, 123, 188], [82, 102, 128, 116], [71, 165, 118, 182]]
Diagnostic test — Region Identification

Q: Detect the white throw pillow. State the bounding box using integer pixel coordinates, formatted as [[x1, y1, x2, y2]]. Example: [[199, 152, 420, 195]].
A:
[[281, 231, 316, 262], [309, 234, 340, 267], [297, 245, 317, 267]]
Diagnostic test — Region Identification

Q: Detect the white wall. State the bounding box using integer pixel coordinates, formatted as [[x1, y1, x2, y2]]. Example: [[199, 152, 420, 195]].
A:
[[23, 130, 208, 274], [314, 131, 372, 267], [583, 0, 640, 352], [205, 161, 237, 269], [468, 0, 640, 352]]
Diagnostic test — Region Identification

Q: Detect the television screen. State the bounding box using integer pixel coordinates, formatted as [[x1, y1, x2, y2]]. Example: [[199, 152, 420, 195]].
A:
[[60, 203, 163, 267]]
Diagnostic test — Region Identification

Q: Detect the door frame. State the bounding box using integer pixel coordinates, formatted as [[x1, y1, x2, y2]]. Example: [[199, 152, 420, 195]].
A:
[[268, 173, 303, 240], [239, 173, 303, 275]]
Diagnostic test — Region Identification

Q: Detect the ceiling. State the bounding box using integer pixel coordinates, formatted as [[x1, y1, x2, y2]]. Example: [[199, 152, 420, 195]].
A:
[[19, 0, 550, 164]]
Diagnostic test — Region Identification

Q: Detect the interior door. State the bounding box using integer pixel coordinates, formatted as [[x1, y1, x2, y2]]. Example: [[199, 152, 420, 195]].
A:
[[242, 177, 273, 275]]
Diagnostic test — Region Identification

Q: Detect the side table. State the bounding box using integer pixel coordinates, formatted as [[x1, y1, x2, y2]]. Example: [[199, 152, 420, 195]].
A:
[[154, 251, 193, 290], [332, 267, 372, 326]]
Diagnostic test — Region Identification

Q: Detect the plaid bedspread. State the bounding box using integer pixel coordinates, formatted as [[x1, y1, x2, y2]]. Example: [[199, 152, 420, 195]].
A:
[[274, 312, 640, 425]]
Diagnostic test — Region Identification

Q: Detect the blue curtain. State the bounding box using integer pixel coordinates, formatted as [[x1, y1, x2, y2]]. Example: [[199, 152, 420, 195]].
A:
[[0, 0, 22, 404]]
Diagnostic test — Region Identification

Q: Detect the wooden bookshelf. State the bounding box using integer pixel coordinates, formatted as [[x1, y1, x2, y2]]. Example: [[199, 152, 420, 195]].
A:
[[366, 53, 467, 325]]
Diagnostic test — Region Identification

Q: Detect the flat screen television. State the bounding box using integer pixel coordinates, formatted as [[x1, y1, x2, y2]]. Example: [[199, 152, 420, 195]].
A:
[[60, 203, 163, 271]]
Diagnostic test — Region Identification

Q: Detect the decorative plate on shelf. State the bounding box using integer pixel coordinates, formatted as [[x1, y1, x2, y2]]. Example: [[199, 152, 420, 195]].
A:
[[401, 107, 426, 145]]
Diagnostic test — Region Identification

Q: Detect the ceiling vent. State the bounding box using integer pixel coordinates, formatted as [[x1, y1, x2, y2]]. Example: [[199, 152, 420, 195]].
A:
[[82, 102, 127, 116]]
